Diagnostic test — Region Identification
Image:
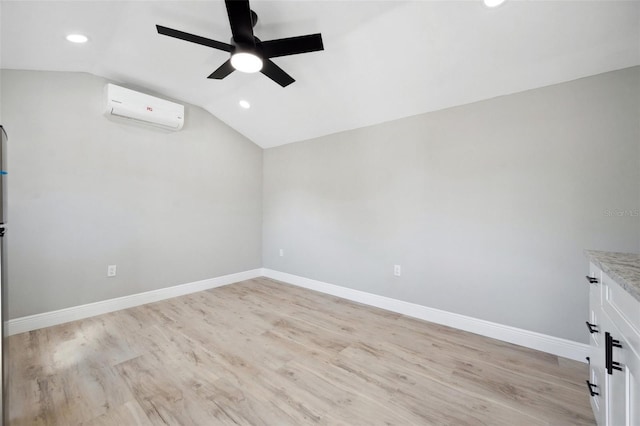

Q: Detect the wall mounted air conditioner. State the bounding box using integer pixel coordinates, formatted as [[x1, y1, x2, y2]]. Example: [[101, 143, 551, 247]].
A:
[[104, 84, 184, 131]]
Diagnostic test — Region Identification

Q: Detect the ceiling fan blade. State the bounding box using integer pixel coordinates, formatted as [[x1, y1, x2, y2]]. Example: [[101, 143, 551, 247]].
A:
[[156, 25, 232, 52], [208, 60, 235, 79], [262, 34, 324, 58], [224, 0, 255, 44], [261, 59, 295, 87]]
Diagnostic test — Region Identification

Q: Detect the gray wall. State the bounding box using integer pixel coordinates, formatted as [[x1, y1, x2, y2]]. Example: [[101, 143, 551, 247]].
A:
[[1, 70, 262, 318], [2, 67, 638, 343], [263, 66, 640, 343]]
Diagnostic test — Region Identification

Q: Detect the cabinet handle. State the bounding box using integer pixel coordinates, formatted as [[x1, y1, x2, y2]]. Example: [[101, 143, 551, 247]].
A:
[[605, 331, 623, 375], [586, 380, 599, 396], [585, 275, 599, 284], [586, 321, 599, 334]]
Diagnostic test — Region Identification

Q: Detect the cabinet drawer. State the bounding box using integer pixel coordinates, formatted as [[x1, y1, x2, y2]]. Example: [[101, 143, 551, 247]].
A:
[[589, 263, 603, 307], [589, 308, 602, 347]]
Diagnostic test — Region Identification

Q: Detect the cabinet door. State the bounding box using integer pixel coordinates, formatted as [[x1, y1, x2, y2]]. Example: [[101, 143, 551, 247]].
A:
[[588, 359, 606, 426], [588, 307, 605, 426], [601, 312, 640, 426], [603, 316, 625, 425], [627, 345, 640, 426], [587, 263, 605, 425]]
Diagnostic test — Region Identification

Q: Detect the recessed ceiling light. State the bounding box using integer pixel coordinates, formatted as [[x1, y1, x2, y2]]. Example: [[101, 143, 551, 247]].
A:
[[239, 100, 251, 109], [66, 34, 88, 43], [483, 0, 506, 8]]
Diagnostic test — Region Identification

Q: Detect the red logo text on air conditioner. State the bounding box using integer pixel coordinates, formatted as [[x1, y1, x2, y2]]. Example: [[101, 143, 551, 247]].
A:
[[146, 106, 153, 112]]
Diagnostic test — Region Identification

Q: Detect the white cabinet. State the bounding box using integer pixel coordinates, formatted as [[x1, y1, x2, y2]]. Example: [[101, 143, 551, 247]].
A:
[[587, 260, 640, 426], [587, 263, 606, 426]]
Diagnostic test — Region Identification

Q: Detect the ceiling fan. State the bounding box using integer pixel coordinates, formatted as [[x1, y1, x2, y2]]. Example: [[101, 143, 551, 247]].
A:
[[156, 0, 324, 88]]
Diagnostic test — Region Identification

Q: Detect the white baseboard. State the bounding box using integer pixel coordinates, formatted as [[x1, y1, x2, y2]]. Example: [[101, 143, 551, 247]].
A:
[[9, 268, 589, 363], [261, 268, 589, 363], [7, 269, 262, 336]]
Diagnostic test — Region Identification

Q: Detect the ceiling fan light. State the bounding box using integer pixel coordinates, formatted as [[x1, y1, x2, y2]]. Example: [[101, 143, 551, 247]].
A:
[[483, 0, 506, 8], [231, 52, 263, 73], [66, 33, 88, 43]]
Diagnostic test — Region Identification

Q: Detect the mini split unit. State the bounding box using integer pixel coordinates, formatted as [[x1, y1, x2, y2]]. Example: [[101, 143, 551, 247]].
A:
[[104, 84, 185, 131]]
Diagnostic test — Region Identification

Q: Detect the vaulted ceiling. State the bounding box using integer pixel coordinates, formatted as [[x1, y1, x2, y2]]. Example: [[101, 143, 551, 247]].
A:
[[1, 1, 639, 148]]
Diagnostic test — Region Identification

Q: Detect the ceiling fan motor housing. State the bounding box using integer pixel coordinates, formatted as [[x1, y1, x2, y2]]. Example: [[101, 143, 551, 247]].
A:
[[230, 36, 263, 58]]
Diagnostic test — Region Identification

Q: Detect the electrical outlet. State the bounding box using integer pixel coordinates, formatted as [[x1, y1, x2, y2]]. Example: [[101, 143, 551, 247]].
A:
[[279, 249, 284, 257], [394, 264, 401, 277], [107, 264, 117, 277]]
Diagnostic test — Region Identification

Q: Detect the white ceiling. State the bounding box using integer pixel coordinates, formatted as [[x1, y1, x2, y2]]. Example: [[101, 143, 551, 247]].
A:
[[1, 1, 639, 148]]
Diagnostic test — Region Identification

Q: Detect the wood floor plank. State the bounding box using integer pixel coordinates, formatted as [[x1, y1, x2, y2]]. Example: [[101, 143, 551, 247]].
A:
[[329, 344, 546, 426], [8, 277, 595, 425], [338, 341, 592, 425], [387, 315, 584, 386], [12, 363, 134, 426], [115, 352, 220, 425], [80, 400, 152, 426]]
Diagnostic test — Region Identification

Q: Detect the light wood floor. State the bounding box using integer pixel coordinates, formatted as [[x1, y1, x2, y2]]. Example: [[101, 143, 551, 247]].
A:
[[8, 278, 595, 425]]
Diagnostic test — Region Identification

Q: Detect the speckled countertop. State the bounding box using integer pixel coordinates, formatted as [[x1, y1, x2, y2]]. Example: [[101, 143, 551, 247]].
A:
[[585, 250, 640, 303]]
